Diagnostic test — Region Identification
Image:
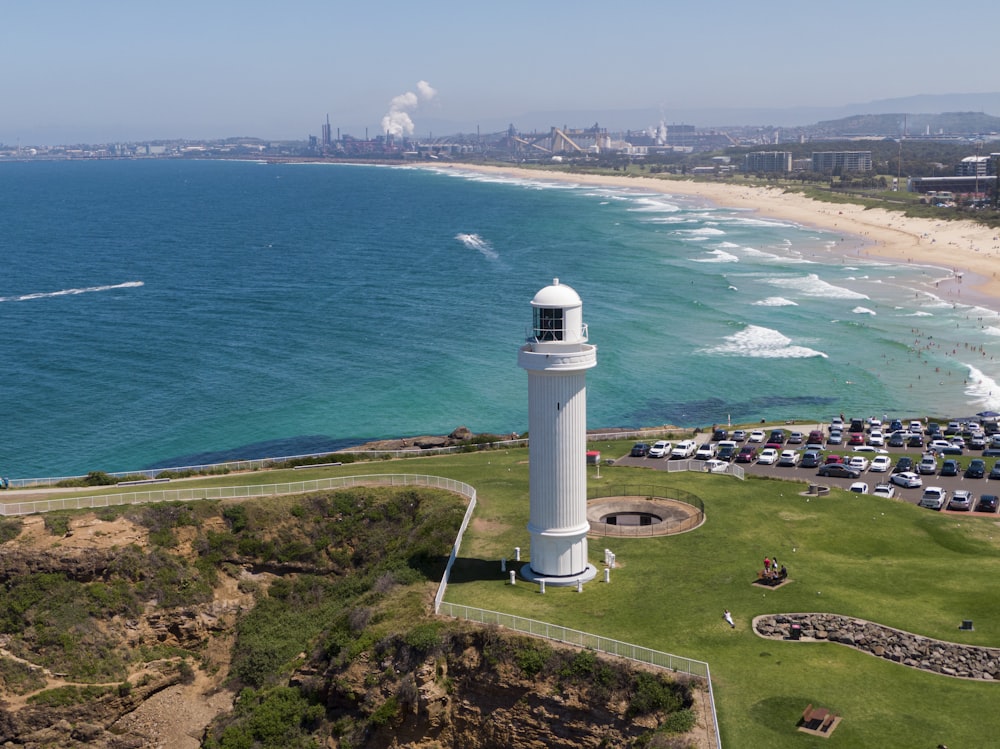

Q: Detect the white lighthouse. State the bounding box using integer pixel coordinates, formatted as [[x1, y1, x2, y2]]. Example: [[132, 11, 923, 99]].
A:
[[518, 279, 598, 585]]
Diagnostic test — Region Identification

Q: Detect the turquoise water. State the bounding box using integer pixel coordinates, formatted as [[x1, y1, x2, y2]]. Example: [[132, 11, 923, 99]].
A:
[[3, 159, 1000, 479]]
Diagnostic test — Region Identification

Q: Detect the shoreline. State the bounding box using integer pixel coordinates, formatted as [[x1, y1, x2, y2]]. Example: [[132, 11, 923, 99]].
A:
[[433, 164, 1000, 312]]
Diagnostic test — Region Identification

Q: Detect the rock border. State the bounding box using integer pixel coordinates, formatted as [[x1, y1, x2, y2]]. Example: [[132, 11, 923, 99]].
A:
[[754, 613, 1000, 681]]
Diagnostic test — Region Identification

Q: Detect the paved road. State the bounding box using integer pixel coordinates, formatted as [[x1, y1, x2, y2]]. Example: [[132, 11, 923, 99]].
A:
[[612, 441, 1000, 515]]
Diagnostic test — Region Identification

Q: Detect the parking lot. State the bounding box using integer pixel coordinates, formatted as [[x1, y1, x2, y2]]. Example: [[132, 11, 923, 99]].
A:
[[613, 426, 1000, 515]]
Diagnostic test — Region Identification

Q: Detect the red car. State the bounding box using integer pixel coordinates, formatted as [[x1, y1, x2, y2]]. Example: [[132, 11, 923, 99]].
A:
[[735, 445, 758, 463], [848, 432, 866, 446], [824, 454, 845, 464]]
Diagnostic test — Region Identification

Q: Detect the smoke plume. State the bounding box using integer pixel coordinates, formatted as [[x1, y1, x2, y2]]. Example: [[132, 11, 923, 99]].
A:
[[381, 80, 438, 137]]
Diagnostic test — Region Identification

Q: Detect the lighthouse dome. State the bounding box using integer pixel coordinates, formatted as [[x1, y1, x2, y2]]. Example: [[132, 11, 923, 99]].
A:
[[530, 278, 581, 309]]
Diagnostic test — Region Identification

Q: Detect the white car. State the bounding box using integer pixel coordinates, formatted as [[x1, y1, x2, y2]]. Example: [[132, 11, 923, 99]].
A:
[[849, 482, 869, 494], [777, 449, 800, 466], [757, 447, 779, 465], [852, 445, 888, 454], [671, 439, 697, 459], [748, 430, 766, 443], [929, 440, 952, 452], [869, 455, 892, 472], [872, 483, 896, 499], [695, 442, 717, 460], [648, 440, 672, 458], [868, 430, 884, 446], [703, 458, 729, 473], [847, 456, 869, 471], [890, 471, 923, 488], [919, 486, 946, 510]]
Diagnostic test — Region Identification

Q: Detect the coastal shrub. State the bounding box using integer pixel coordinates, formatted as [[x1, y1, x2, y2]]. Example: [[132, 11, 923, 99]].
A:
[[369, 695, 399, 727], [222, 504, 248, 533], [0, 656, 47, 695], [43, 513, 71, 536], [84, 471, 116, 486], [204, 686, 324, 749], [515, 641, 551, 678], [627, 671, 689, 718], [0, 517, 23, 544]]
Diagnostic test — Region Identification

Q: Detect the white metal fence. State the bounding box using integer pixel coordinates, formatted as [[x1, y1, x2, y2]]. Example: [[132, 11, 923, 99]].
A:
[[0, 473, 476, 517]]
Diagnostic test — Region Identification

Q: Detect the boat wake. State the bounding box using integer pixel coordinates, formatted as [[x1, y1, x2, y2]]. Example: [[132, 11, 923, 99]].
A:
[[0, 281, 144, 303], [455, 233, 498, 260]]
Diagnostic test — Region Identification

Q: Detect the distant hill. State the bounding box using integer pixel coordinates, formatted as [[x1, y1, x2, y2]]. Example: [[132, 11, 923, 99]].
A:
[[423, 92, 1000, 134], [807, 111, 1000, 137]]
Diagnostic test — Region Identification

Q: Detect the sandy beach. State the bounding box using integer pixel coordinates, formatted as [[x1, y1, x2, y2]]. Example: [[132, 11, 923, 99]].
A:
[[442, 164, 1000, 310]]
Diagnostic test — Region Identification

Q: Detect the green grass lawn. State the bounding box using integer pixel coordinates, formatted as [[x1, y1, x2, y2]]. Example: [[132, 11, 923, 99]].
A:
[[428, 446, 1000, 748], [10, 442, 1000, 746]]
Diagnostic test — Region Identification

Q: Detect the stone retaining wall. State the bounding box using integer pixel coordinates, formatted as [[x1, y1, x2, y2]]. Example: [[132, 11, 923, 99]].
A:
[[755, 613, 1000, 681]]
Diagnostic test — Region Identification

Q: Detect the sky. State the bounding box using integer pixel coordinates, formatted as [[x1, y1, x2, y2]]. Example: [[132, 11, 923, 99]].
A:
[[3, 0, 999, 145]]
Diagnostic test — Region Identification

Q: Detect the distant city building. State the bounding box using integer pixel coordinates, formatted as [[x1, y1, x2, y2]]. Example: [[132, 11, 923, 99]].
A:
[[321, 115, 332, 147], [956, 155, 995, 177], [811, 151, 873, 173], [910, 175, 997, 195], [744, 151, 792, 173]]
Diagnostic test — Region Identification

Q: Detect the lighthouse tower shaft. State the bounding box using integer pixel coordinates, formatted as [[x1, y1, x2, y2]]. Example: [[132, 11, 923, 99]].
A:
[[517, 279, 597, 581]]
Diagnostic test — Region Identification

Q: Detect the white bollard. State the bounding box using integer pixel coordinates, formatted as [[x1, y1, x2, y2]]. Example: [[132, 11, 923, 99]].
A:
[[514, 546, 521, 561], [604, 548, 611, 565], [539, 580, 546, 594], [604, 568, 610, 583], [577, 580, 583, 593], [501, 558, 507, 572], [510, 570, 516, 585], [610, 552, 616, 569]]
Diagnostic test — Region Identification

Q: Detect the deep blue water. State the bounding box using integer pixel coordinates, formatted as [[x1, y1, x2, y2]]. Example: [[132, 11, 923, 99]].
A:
[[3, 159, 1000, 479]]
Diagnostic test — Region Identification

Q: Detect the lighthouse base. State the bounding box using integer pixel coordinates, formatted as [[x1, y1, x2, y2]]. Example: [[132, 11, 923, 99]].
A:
[[520, 562, 598, 587]]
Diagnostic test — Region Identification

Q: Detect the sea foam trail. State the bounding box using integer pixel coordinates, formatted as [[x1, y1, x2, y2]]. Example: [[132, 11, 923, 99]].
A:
[[0, 281, 144, 303], [455, 233, 498, 260], [699, 324, 828, 359], [964, 363, 1000, 410]]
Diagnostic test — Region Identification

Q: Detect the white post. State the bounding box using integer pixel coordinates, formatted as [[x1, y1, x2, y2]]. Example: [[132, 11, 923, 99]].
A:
[[510, 570, 516, 585], [539, 580, 546, 594], [501, 558, 507, 573], [604, 568, 610, 583], [514, 546, 521, 561], [576, 580, 583, 593]]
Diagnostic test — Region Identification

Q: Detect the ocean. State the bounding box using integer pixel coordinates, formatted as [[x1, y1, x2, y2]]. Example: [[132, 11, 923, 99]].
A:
[[3, 159, 1000, 479]]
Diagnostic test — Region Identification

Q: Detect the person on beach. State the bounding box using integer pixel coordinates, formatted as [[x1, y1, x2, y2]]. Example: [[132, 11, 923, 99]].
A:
[[723, 610, 735, 628]]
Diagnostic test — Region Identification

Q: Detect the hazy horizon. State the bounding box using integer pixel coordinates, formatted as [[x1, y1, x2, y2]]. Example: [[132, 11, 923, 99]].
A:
[[4, 0, 1000, 145]]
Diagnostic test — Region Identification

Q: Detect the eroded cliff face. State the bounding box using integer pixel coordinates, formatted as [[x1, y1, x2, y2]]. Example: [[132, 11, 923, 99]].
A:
[[0, 504, 706, 749]]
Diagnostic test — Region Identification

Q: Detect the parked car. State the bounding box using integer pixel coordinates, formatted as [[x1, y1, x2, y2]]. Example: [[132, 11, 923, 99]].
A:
[[768, 429, 787, 444], [907, 434, 924, 449], [711, 429, 728, 441], [630, 443, 650, 457], [717, 441, 739, 461], [817, 463, 862, 479], [948, 490, 973, 511], [929, 439, 952, 452], [887, 432, 906, 447], [804, 441, 825, 453], [919, 487, 947, 509], [893, 456, 915, 473], [647, 440, 672, 458], [777, 449, 801, 467], [868, 430, 884, 446], [989, 461, 1000, 480], [800, 451, 823, 468], [970, 434, 987, 450], [827, 430, 843, 445], [940, 445, 964, 456], [890, 471, 922, 488], [847, 456, 869, 471], [965, 459, 986, 479], [976, 494, 999, 512], [872, 484, 896, 499], [731, 429, 747, 442], [917, 456, 938, 475], [940, 459, 960, 477], [671, 440, 697, 459], [825, 454, 845, 464], [703, 458, 729, 473], [695, 442, 717, 460], [748, 430, 765, 443], [757, 447, 779, 465], [848, 432, 866, 446], [735, 445, 758, 463], [849, 482, 869, 494], [808, 430, 825, 445], [869, 455, 892, 472]]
